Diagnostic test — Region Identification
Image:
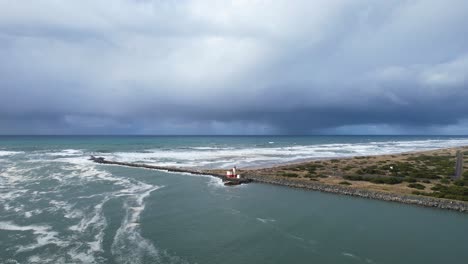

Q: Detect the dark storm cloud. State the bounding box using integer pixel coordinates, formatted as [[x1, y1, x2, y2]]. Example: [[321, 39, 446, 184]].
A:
[[1, 0, 468, 134]]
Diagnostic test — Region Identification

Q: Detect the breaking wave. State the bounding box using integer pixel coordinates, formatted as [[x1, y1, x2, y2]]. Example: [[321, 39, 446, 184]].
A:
[[96, 138, 468, 168], [0, 153, 182, 264], [1, 136, 468, 263]]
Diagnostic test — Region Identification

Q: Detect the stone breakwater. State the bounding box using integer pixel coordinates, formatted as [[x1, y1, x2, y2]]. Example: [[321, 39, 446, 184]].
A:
[[89, 156, 252, 185], [89, 156, 468, 213], [245, 175, 468, 213]]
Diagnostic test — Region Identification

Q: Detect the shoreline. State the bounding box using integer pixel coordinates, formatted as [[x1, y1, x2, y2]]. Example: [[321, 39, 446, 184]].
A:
[[90, 146, 468, 213], [245, 174, 468, 212], [209, 146, 468, 213]]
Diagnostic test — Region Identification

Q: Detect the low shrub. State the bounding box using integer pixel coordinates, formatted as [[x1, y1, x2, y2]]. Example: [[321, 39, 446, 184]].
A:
[[454, 180, 468, 186], [429, 184, 468, 201], [343, 175, 364, 181], [440, 178, 450, 184], [369, 177, 402, 185], [343, 175, 403, 185], [282, 172, 299, 178], [404, 177, 418, 183], [408, 183, 425, 190]]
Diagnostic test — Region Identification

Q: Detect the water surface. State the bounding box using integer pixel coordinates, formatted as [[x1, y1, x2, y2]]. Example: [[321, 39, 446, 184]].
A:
[[1, 136, 467, 263]]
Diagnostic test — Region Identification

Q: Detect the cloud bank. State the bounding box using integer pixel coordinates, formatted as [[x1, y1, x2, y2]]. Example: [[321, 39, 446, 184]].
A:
[[1, 0, 468, 134]]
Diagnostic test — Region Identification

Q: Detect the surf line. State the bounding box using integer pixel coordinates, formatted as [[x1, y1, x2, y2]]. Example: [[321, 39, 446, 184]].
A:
[[88, 156, 253, 186]]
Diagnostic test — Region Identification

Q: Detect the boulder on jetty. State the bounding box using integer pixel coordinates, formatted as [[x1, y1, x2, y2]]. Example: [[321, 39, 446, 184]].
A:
[[89, 156, 106, 163]]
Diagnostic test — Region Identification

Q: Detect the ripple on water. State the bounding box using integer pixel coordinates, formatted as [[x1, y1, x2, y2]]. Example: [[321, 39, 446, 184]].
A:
[[0, 154, 180, 264]]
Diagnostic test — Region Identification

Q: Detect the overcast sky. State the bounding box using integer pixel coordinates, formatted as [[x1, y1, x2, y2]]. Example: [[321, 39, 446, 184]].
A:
[[1, 0, 468, 135]]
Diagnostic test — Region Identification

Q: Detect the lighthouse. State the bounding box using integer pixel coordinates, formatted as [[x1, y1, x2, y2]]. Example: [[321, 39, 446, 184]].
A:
[[226, 166, 240, 178]]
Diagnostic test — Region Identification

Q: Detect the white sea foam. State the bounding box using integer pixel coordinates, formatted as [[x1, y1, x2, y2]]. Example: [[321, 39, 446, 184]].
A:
[[0, 150, 23, 157], [0, 151, 176, 263], [208, 177, 225, 188], [342, 252, 359, 259], [256, 217, 276, 224], [96, 138, 468, 168], [44, 149, 83, 157], [111, 184, 164, 264], [0, 221, 66, 252], [67, 250, 96, 264], [342, 251, 376, 263], [1, 138, 464, 263], [0, 165, 35, 184]]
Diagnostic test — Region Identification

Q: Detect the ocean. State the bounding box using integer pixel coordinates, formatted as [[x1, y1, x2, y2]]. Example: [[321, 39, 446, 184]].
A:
[[1, 135, 468, 264]]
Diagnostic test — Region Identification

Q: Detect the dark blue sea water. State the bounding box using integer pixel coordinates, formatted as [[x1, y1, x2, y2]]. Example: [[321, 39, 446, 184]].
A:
[[1, 136, 468, 263]]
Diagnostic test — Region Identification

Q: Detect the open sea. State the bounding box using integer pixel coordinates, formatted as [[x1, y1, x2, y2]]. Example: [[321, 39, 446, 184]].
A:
[[1, 135, 468, 264]]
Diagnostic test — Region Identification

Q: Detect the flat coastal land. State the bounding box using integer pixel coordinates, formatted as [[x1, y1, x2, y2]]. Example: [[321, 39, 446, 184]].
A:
[[207, 146, 468, 212]]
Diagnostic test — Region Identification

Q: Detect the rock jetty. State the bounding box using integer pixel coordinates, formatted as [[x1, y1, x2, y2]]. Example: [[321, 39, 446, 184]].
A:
[[89, 156, 252, 185], [246, 175, 468, 213], [89, 156, 468, 212]]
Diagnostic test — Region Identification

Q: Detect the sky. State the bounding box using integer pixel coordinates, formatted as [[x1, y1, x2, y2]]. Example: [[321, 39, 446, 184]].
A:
[[1, 0, 468, 135]]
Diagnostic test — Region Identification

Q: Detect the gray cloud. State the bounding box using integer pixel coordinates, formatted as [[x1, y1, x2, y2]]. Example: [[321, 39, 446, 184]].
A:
[[1, 0, 468, 134]]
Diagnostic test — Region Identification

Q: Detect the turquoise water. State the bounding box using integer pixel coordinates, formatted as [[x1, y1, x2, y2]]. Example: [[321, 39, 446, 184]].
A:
[[1, 136, 468, 263]]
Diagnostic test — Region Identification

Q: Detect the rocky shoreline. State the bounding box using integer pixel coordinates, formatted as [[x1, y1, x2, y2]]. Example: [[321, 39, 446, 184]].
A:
[[90, 156, 468, 213], [245, 175, 468, 213], [89, 156, 252, 185]]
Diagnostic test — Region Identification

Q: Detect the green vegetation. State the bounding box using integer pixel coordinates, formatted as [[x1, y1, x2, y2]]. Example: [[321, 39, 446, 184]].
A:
[[275, 150, 468, 202], [454, 178, 468, 186], [403, 177, 418, 183], [343, 175, 403, 185], [281, 172, 299, 178], [427, 184, 468, 201], [289, 163, 324, 174], [343, 175, 365, 181], [408, 183, 425, 190], [348, 154, 456, 180], [356, 165, 382, 175], [440, 178, 450, 184], [405, 155, 455, 177]]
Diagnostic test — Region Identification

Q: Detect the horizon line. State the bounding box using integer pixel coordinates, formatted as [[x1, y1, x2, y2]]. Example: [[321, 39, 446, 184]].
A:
[[0, 134, 467, 137]]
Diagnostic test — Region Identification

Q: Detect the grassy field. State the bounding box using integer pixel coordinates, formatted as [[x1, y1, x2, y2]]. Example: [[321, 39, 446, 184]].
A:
[[228, 146, 468, 202]]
